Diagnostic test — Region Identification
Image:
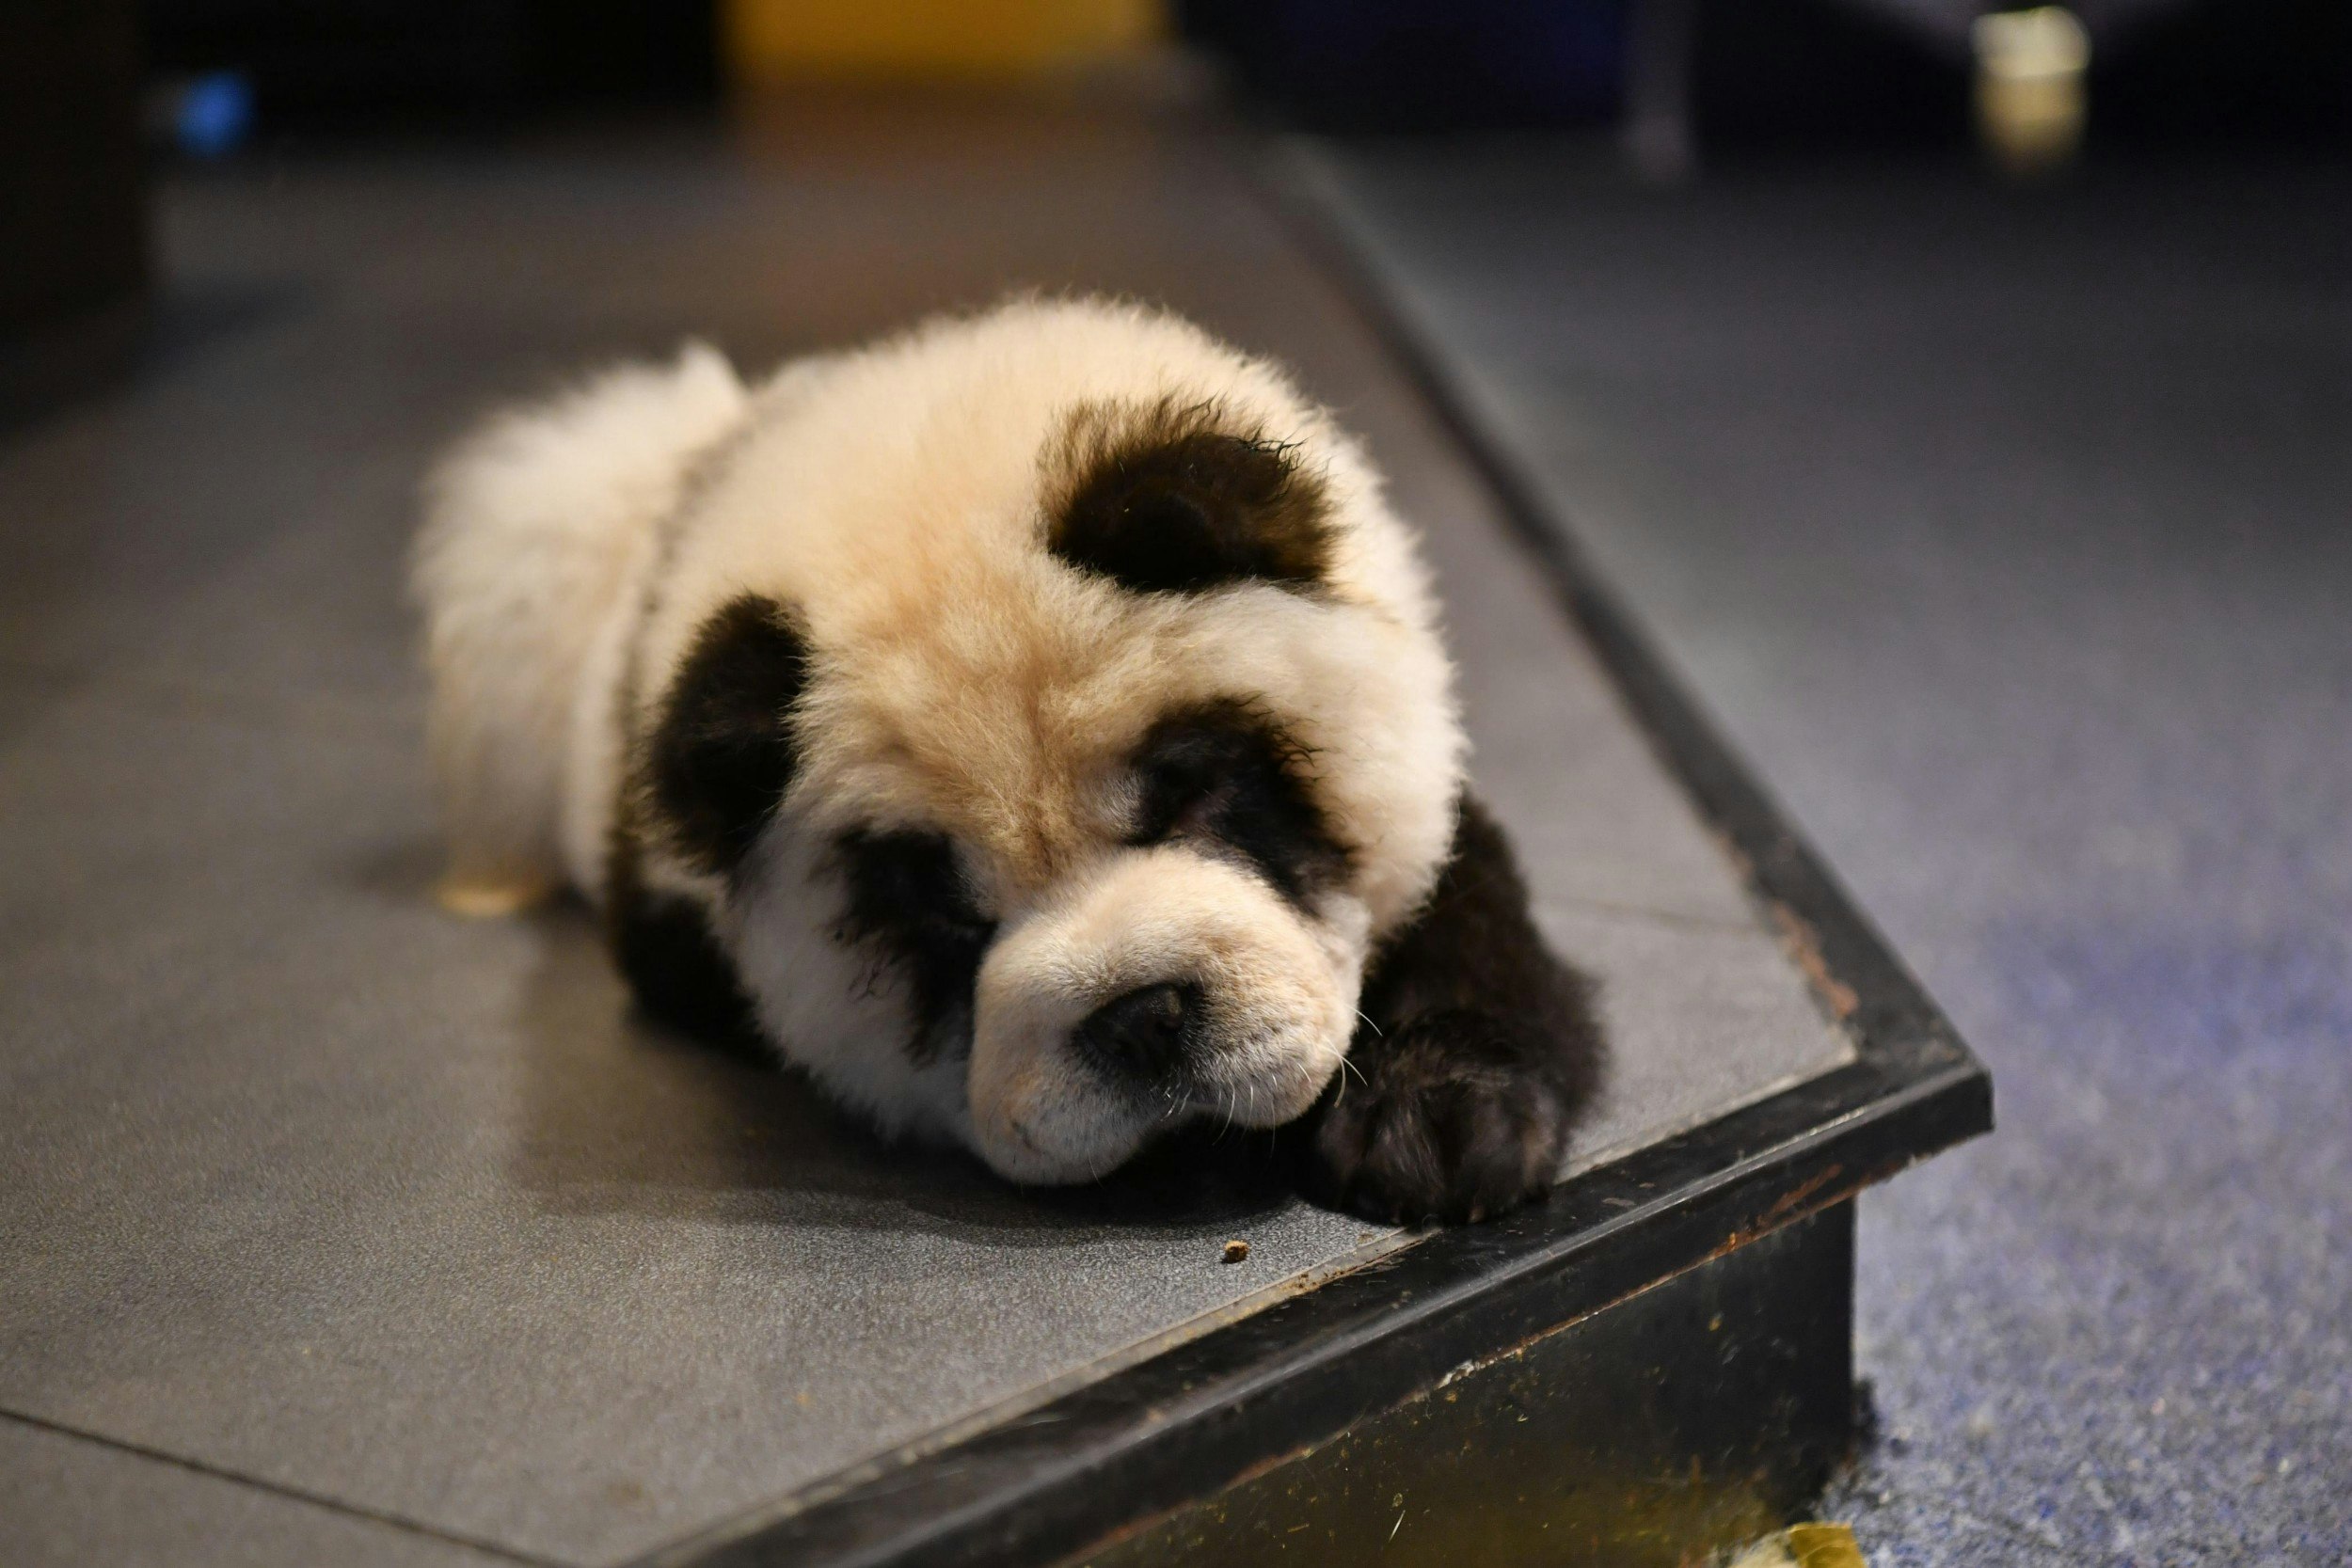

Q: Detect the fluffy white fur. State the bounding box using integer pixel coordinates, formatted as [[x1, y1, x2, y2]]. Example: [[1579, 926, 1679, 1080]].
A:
[[415, 341, 749, 898], [416, 297, 1467, 1183]]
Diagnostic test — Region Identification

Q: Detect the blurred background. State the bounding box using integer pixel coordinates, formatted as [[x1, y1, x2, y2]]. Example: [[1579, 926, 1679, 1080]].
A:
[[5, 3, 2348, 1565], [8, 0, 2349, 422]]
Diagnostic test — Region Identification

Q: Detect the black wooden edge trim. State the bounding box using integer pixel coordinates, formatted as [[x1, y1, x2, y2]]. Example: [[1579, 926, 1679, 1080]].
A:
[[629, 131, 1994, 1568], [640, 1059, 1985, 1568]]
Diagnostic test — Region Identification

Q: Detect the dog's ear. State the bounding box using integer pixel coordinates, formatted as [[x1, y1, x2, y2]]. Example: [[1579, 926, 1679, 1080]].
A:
[[644, 594, 811, 875], [1047, 402, 1332, 594]]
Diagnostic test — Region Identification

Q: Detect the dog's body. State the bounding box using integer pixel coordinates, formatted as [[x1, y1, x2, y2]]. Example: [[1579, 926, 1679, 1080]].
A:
[[416, 298, 1599, 1221]]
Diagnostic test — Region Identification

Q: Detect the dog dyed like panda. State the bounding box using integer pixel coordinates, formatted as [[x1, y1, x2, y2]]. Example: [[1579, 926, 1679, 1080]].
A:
[[414, 297, 1601, 1222]]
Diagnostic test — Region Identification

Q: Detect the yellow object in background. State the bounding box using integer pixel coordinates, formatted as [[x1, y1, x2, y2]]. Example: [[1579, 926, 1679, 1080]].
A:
[[1972, 7, 2091, 177], [1728, 1523, 1868, 1568], [725, 0, 1164, 83]]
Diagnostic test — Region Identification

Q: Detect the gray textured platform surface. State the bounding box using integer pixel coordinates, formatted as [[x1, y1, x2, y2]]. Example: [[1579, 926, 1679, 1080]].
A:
[[0, 1418, 514, 1568], [1302, 141, 2352, 1568], [0, 99, 1848, 1566]]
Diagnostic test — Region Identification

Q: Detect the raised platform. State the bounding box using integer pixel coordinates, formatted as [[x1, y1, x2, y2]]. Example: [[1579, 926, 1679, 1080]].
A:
[[0, 95, 1986, 1568]]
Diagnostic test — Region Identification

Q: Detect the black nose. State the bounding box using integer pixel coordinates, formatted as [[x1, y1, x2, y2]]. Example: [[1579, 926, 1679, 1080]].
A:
[[1071, 981, 1201, 1092]]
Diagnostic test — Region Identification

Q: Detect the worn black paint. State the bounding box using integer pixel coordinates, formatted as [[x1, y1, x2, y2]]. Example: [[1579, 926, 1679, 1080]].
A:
[[1083, 1207, 1856, 1568]]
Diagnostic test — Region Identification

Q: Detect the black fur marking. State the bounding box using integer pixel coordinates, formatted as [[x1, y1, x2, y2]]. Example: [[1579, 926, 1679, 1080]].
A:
[[607, 863, 765, 1057], [645, 594, 810, 878], [1296, 794, 1604, 1225], [830, 828, 997, 1066], [1127, 700, 1351, 909], [1070, 980, 1208, 1101], [1046, 398, 1332, 595]]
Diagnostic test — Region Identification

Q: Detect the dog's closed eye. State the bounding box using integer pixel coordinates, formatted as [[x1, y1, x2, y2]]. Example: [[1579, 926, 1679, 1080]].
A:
[[1130, 721, 1248, 845], [835, 829, 996, 943], [1126, 703, 1349, 907]]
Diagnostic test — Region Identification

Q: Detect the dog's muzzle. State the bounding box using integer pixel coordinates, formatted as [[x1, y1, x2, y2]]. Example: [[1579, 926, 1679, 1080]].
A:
[[964, 846, 1362, 1183]]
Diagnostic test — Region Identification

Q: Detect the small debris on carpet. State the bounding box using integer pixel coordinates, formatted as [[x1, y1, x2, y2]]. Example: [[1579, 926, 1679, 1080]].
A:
[[1726, 1522, 1866, 1568], [1221, 1239, 1250, 1264]]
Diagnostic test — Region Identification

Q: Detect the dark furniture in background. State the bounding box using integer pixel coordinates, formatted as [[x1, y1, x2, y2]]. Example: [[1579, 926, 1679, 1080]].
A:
[[0, 1, 149, 428], [140, 0, 721, 125], [1175, 0, 1633, 132], [1181, 0, 2352, 149], [2094, 0, 2352, 144]]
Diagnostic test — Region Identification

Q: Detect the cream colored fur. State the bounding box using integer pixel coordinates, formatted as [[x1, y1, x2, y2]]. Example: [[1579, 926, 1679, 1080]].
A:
[[416, 297, 1467, 1182]]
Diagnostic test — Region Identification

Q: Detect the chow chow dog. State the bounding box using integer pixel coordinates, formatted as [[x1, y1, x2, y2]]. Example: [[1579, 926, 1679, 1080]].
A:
[[415, 297, 1600, 1222]]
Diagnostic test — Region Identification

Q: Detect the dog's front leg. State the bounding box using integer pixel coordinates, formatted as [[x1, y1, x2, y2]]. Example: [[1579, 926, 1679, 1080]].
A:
[[1302, 794, 1604, 1223]]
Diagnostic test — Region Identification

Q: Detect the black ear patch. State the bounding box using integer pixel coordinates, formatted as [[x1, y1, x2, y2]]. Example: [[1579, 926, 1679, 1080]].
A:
[[645, 594, 811, 877], [1046, 399, 1333, 595]]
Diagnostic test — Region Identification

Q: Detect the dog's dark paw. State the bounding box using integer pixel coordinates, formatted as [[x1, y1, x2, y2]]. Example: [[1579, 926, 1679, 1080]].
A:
[[1303, 1008, 1573, 1225]]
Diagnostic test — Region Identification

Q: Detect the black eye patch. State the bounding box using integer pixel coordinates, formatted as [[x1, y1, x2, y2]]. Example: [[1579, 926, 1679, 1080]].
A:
[[1127, 702, 1351, 908], [829, 828, 996, 1065], [1046, 399, 1332, 595]]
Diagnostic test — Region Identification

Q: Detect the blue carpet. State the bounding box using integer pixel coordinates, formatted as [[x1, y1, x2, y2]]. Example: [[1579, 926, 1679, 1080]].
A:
[[1307, 148, 2352, 1566]]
